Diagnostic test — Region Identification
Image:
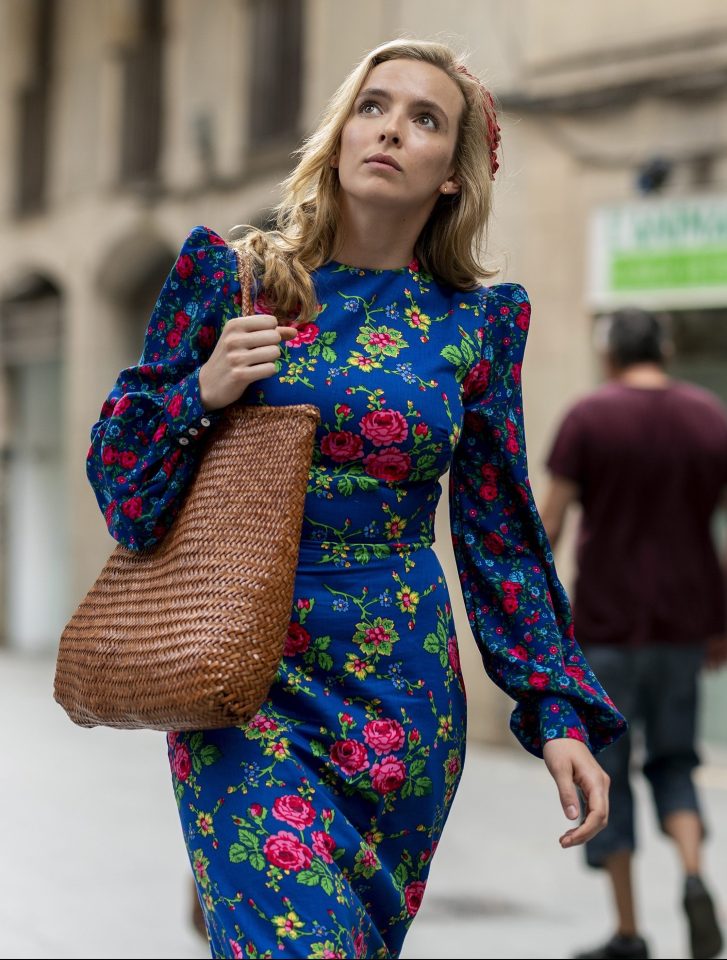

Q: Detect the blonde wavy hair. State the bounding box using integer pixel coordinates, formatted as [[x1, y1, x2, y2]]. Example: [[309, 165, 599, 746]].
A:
[[233, 39, 498, 322]]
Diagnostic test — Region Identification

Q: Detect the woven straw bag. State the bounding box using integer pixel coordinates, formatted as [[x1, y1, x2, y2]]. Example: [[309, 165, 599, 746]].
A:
[[54, 249, 319, 731]]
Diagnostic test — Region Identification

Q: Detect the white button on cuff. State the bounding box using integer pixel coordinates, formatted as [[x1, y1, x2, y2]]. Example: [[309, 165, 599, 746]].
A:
[[200, 417, 211, 427], [179, 436, 190, 445], [188, 427, 199, 436]]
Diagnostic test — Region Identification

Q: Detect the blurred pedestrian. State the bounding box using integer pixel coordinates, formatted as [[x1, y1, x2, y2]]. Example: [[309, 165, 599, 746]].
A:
[[541, 308, 727, 960], [87, 39, 626, 959]]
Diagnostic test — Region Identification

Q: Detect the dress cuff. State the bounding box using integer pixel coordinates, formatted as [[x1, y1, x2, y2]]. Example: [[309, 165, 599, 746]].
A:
[[162, 368, 221, 447], [538, 695, 593, 753]]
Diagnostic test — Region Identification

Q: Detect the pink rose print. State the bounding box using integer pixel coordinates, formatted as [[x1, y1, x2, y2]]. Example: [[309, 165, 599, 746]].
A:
[[329, 739, 370, 775], [354, 931, 367, 958], [567, 725, 586, 742], [120, 496, 143, 520], [363, 448, 411, 482], [153, 423, 167, 442], [102, 446, 118, 465], [484, 532, 505, 554], [120, 451, 138, 469], [229, 941, 244, 959], [284, 622, 311, 657], [462, 358, 491, 400], [511, 362, 522, 386], [174, 310, 190, 330], [501, 580, 522, 615], [370, 755, 407, 794], [404, 880, 426, 917], [320, 431, 364, 463], [515, 302, 531, 331], [249, 803, 263, 818], [447, 636, 461, 673], [262, 831, 313, 872], [113, 395, 131, 416], [362, 718, 405, 755], [528, 671, 550, 690], [173, 743, 191, 781], [198, 325, 216, 349], [565, 665, 585, 682], [166, 394, 183, 418], [288, 322, 319, 347], [248, 714, 278, 733], [508, 644, 528, 660], [311, 831, 337, 863], [175, 254, 194, 279], [479, 462, 499, 501], [359, 410, 408, 446], [272, 795, 316, 830]]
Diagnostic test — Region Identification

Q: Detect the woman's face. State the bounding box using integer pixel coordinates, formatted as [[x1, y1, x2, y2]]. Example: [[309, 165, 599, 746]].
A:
[[335, 58, 464, 213]]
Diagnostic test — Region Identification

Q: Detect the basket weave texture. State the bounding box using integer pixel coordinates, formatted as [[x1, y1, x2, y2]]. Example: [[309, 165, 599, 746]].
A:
[[54, 403, 318, 730], [54, 247, 319, 730]]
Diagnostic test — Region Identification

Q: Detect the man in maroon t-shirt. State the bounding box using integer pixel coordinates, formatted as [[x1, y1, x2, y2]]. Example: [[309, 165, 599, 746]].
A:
[[541, 308, 727, 960]]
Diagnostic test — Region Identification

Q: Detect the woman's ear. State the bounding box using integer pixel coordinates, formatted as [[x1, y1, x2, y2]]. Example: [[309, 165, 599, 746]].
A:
[[330, 154, 339, 169], [439, 177, 461, 196]]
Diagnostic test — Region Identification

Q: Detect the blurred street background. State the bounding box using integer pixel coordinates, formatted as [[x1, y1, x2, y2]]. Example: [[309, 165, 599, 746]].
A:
[[0, 1, 726, 958]]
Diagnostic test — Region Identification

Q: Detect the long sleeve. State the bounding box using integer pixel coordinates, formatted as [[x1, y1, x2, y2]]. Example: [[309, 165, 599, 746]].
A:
[[86, 225, 240, 550], [449, 283, 627, 758]]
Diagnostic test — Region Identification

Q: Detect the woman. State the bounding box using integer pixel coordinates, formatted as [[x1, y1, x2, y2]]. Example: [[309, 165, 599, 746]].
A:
[[87, 40, 626, 960]]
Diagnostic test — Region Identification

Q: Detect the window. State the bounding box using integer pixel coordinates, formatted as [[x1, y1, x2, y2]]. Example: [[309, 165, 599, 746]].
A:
[[249, 0, 303, 149], [16, 0, 54, 215], [119, 0, 164, 184]]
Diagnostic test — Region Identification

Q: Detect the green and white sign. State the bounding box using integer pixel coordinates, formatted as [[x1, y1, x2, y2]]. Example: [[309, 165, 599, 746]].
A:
[[589, 195, 727, 309]]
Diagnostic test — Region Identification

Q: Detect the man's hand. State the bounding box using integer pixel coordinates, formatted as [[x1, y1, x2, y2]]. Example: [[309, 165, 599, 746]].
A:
[[543, 737, 610, 849], [705, 634, 727, 670]]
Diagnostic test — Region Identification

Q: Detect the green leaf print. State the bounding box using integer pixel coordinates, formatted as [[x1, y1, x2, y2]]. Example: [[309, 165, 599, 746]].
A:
[[310, 739, 327, 757], [229, 843, 249, 864], [317, 651, 334, 672], [321, 345, 336, 363], [414, 776, 433, 797], [249, 851, 266, 871], [237, 828, 260, 851], [297, 869, 321, 887], [440, 344, 463, 367], [190, 732, 204, 752], [394, 862, 408, 887], [423, 632, 440, 655], [200, 744, 222, 766]]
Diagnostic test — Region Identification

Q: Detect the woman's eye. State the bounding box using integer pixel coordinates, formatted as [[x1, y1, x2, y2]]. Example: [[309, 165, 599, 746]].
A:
[[359, 101, 381, 115], [417, 114, 439, 129]]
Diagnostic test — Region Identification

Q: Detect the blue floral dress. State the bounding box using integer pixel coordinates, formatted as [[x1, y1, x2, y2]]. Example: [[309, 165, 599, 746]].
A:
[[87, 226, 626, 959]]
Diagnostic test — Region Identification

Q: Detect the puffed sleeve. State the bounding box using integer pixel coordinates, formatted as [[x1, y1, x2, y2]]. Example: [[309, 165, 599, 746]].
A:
[[449, 283, 627, 757], [86, 225, 240, 550]]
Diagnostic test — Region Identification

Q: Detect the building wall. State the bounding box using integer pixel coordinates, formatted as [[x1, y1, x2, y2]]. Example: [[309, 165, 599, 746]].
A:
[[1, 0, 725, 743]]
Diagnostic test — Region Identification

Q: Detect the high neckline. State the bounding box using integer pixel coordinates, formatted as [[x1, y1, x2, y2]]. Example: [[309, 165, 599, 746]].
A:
[[321, 259, 414, 275]]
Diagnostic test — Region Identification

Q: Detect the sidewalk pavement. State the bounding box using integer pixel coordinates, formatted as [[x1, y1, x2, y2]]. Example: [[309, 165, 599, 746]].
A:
[[1, 650, 725, 960]]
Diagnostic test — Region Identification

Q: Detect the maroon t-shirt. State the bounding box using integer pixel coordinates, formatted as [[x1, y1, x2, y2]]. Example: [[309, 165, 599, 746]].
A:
[[547, 380, 727, 647]]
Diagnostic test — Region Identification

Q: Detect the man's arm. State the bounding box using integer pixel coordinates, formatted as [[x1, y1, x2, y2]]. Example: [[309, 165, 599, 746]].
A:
[[540, 474, 580, 550]]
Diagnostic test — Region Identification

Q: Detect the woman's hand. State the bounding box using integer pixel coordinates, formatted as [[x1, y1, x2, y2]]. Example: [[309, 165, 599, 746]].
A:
[[198, 315, 298, 411], [543, 737, 610, 849]]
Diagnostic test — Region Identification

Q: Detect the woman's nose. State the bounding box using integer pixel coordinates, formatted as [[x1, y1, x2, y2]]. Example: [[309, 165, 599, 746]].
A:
[[378, 127, 401, 145]]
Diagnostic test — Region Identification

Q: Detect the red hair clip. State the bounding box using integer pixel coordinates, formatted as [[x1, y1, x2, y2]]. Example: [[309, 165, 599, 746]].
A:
[[456, 65, 501, 179]]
